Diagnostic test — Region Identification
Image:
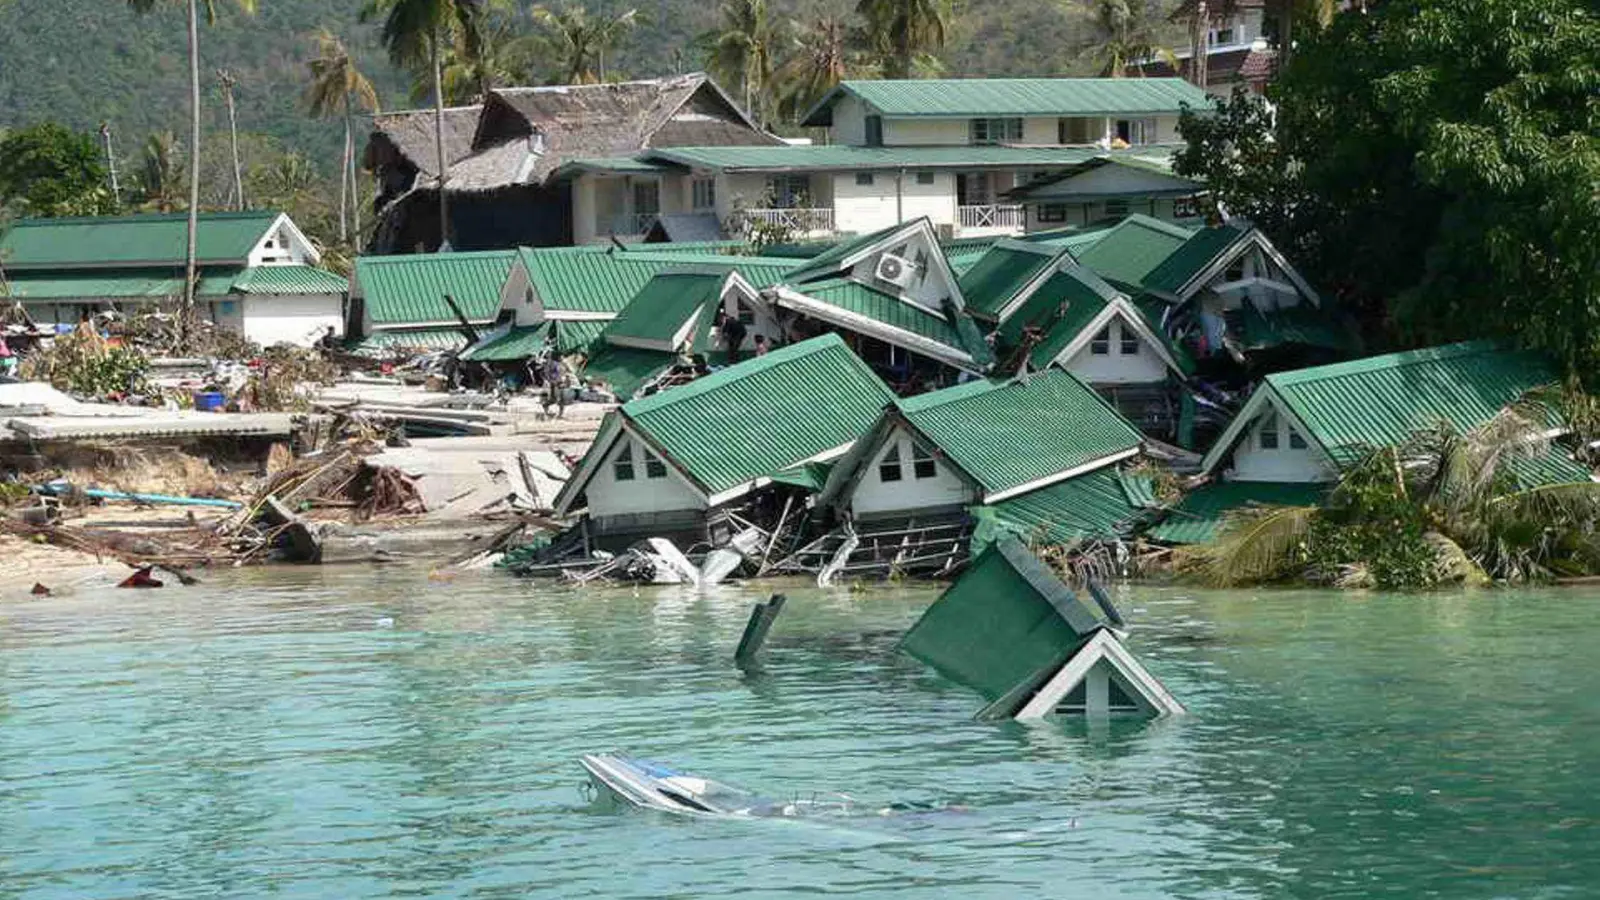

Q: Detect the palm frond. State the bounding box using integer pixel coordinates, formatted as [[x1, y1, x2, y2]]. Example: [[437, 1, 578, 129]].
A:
[[1186, 503, 1318, 587]]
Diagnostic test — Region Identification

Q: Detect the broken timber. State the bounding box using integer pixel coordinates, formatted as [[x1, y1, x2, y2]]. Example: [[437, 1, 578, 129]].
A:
[[734, 594, 787, 668]]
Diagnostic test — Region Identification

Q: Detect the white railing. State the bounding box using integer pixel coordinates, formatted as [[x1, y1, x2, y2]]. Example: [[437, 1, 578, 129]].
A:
[[958, 204, 1026, 231], [742, 207, 836, 234], [604, 212, 659, 236]]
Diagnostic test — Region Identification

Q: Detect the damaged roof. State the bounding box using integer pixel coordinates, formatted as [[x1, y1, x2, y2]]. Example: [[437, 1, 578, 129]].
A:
[[1073, 214, 1196, 285], [973, 465, 1155, 548], [957, 241, 1063, 321], [354, 250, 518, 326], [367, 105, 484, 178], [1148, 480, 1328, 545]]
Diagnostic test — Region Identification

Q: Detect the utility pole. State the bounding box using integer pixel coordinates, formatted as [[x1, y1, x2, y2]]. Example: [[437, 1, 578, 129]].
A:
[[218, 69, 245, 211], [99, 123, 121, 205]]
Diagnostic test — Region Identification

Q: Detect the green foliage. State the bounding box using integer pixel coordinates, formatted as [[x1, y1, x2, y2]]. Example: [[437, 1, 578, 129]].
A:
[[0, 123, 117, 216], [1176, 0, 1600, 378], [20, 326, 150, 397]]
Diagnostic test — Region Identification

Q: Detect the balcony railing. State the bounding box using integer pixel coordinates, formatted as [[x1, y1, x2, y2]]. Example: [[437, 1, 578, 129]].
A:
[[741, 207, 835, 234], [604, 212, 659, 236], [958, 204, 1026, 232]]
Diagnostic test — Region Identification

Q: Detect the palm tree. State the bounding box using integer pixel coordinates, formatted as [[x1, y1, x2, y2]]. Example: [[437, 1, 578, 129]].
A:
[[305, 30, 381, 245], [776, 17, 860, 124], [855, 0, 949, 79], [530, 4, 640, 85], [700, 0, 785, 126], [134, 132, 184, 213], [1082, 0, 1178, 78], [125, 0, 258, 326], [361, 0, 486, 250]]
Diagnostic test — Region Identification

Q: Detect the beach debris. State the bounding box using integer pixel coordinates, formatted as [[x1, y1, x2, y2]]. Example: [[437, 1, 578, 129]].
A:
[[117, 566, 164, 589], [734, 594, 786, 668], [899, 536, 1184, 721], [30, 583, 50, 596], [258, 496, 323, 564]]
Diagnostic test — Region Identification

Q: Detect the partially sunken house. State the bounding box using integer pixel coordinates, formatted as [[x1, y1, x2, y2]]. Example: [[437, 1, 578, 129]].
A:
[[1152, 341, 1593, 543], [552, 334, 895, 548], [0, 211, 345, 346], [347, 250, 518, 355], [367, 74, 780, 253], [900, 536, 1184, 721]]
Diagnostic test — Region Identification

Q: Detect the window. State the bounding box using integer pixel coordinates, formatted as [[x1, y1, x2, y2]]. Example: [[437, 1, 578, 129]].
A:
[[1038, 204, 1067, 223], [633, 181, 661, 216], [957, 172, 994, 206], [1209, 26, 1236, 45], [855, 172, 876, 186], [692, 177, 716, 210], [878, 444, 904, 483], [1288, 427, 1307, 450], [1114, 118, 1158, 146], [1119, 324, 1140, 355], [1258, 413, 1280, 450], [970, 117, 1023, 145], [1173, 196, 1201, 219], [767, 174, 810, 209], [645, 452, 668, 479], [915, 171, 936, 185], [1091, 327, 1112, 355], [865, 114, 883, 147], [729, 298, 754, 325], [1058, 117, 1095, 144], [912, 444, 938, 480], [613, 444, 636, 481]]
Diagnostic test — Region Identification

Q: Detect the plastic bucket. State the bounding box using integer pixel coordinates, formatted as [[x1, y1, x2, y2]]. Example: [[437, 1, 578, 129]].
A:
[[192, 392, 225, 412]]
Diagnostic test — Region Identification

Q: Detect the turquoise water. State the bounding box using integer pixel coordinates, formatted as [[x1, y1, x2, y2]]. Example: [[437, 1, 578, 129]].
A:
[[3, 567, 1599, 899]]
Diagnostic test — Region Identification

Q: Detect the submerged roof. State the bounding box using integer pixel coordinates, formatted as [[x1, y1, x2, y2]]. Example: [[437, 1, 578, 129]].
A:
[[895, 368, 1142, 499], [1148, 481, 1328, 545], [803, 78, 1211, 126], [354, 250, 518, 325], [973, 466, 1154, 548], [1073, 214, 1196, 285], [0, 211, 286, 270]]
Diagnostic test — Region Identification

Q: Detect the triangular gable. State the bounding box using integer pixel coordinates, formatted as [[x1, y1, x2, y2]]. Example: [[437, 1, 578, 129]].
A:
[[1198, 383, 1337, 478], [249, 213, 321, 266], [1037, 295, 1188, 378], [816, 408, 984, 513], [552, 412, 709, 516], [785, 218, 965, 316], [994, 249, 1122, 324], [1014, 629, 1186, 720], [1147, 226, 1320, 308], [643, 75, 770, 142]]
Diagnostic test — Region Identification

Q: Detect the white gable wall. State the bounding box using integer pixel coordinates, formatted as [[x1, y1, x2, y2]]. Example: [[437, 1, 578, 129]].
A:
[[1227, 404, 1336, 482], [584, 433, 705, 517], [247, 218, 318, 267], [846, 232, 957, 314], [240, 294, 345, 347], [850, 429, 975, 518], [1060, 318, 1170, 384]]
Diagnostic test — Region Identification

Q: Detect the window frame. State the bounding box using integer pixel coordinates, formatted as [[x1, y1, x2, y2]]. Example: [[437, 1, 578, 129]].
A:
[[613, 443, 637, 481], [912, 444, 938, 480], [691, 177, 716, 211], [1119, 323, 1140, 356], [915, 171, 936, 185], [1258, 412, 1281, 450], [1037, 203, 1068, 223], [865, 114, 883, 147], [855, 172, 875, 187], [1090, 326, 1112, 356], [970, 117, 1023, 145], [644, 451, 668, 480], [878, 443, 905, 484]]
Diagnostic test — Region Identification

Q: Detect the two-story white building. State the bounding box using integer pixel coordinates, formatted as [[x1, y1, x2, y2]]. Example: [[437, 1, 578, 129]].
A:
[[550, 77, 1212, 245]]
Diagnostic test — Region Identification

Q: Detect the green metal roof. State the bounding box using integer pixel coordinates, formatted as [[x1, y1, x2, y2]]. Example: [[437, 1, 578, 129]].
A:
[[602, 270, 725, 350], [1148, 481, 1328, 545], [554, 319, 607, 354], [1505, 445, 1596, 489], [350, 328, 471, 357], [1237, 304, 1361, 354], [646, 144, 1137, 173], [580, 344, 676, 400], [770, 460, 835, 493], [972, 465, 1150, 549], [958, 242, 1061, 320], [790, 278, 966, 349], [3, 270, 206, 300], [805, 78, 1212, 125], [228, 264, 348, 295], [1262, 342, 1561, 467], [1074, 214, 1196, 286], [0, 211, 283, 269], [551, 156, 680, 178], [783, 222, 906, 284], [1141, 224, 1247, 296], [521, 247, 797, 315], [619, 333, 895, 495], [897, 369, 1141, 497], [461, 325, 548, 362], [355, 251, 517, 325], [1009, 155, 1200, 202], [899, 537, 1107, 715]]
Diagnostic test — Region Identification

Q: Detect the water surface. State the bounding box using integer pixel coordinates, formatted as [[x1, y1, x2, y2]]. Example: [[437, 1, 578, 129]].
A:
[[2, 567, 1597, 898]]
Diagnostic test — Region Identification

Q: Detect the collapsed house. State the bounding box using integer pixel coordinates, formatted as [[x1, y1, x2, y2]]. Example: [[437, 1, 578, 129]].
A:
[[347, 250, 519, 356], [900, 536, 1184, 721], [550, 333, 895, 551], [1150, 341, 1593, 544]]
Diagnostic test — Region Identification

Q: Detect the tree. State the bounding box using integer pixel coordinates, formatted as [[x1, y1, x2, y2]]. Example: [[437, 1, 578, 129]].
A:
[[1079, 0, 1177, 78], [530, 4, 641, 85], [361, 0, 486, 250], [0, 123, 115, 217], [133, 131, 185, 213], [700, 0, 786, 126], [1176, 0, 1600, 378], [125, 0, 259, 324], [856, 0, 949, 79], [776, 16, 861, 124], [430, 2, 532, 104], [306, 29, 380, 244]]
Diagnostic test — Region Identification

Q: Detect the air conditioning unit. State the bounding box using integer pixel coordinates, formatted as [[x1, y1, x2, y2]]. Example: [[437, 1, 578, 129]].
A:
[[874, 252, 919, 289]]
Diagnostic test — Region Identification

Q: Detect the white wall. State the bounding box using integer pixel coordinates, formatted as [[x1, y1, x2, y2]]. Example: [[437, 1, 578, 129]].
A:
[[846, 231, 957, 313], [1060, 318, 1171, 384], [572, 176, 598, 245], [242, 294, 344, 347], [832, 171, 956, 234], [1153, 115, 1183, 144], [1022, 117, 1060, 144], [1228, 407, 1336, 482], [246, 219, 317, 267], [716, 173, 777, 219], [831, 95, 868, 146], [585, 434, 705, 517], [851, 430, 975, 518], [882, 117, 968, 146]]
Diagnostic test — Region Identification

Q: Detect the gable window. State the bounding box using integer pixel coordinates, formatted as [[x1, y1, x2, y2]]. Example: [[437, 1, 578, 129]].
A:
[[855, 172, 876, 186], [644, 452, 668, 479], [1288, 427, 1308, 450], [915, 171, 936, 185], [865, 114, 883, 147], [912, 444, 938, 480], [1038, 204, 1067, 223], [1119, 323, 1140, 355], [1258, 412, 1280, 450], [1091, 327, 1112, 355], [878, 444, 904, 483], [692, 177, 716, 210], [613, 444, 636, 481], [767, 174, 810, 209], [970, 117, 1023, 145]]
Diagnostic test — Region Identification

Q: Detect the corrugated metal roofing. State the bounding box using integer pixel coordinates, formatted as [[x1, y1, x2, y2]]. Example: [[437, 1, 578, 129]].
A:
[[783, 222, 905, 284], [1266, 342, 1561, 467], [1148, 481, 1327, 545], [554, 319, 608, 354], [603, 270, 725, 347], [791, 278, 965, 349], [461, 325, 548, 362], [2, 268, 253, 300], [897, 369, 1142, 497], [958, 243, 1061, 320], [1237, 304, 1360, 354], [355, 251, 517, 325], [350, 328, 471, 357], [807, 78, 1212, 124], [899, 537, 1105, 713], [229, 264, 348, 295], [1141, 224, 1246, 296], [1505, 445, 1596, 488], [521, 248, 796, 315], [973, 465, 1149, 548], [622, 333, 895, 495], [580, 344, 676, 400], [646, 143, 1145, 173], [1074, 214, 1196, 285], [0, 211, 281, 269]]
